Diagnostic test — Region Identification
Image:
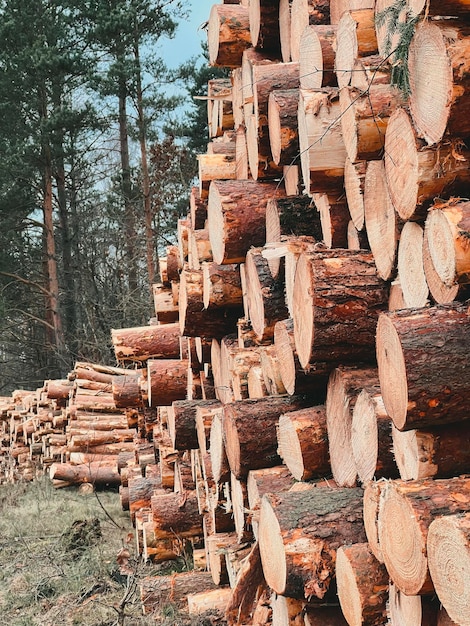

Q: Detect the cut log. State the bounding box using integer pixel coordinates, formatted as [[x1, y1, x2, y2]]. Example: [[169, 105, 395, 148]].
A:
[[344, 159, 366, 231], [312, 191, 350, 249], [222, 395, 316, 479], [408, 21, 470, 145], [202, 261, 243, 309], [168, 399, 221, 451], [384, 108, 470, 221], [374, 0, 409, 65], [392, 420, 470, 481], [249, 0, 281, 53], [259, 486, 366, 599], [425, 199, 470, 287], [427, 512, 470, 626], [350, 53, 390, 90], [210, 409, 231, 484], [363, 159, 398, 281], [151, 490, 202, 540], [244, 247, 289, 342], [326, 366, 379, 487], [331, 0, 375, 24], [112, 375, 142, 408], [283, 163, 301, 195], [207, 179, 286, 265], [146, 359, 189, 407], [247, 465, 295, 515], [112, 322, 182, 362], [187, 587, 232, 616], [208, 4, 251, 68], [422, 234, 461, 306], [335, 9, 377, 88], [128, 475, 162, 523], [140, 571, 217, 614], [300, 24, 338, 89], [49, 461, 121, 488], [152, 283, 179, 323], [188, 228, 212, 270], [351, 388, 397, 483], [363, 479, 385, 563], [336, 542, 389, 626], [270, 593, 306, 626], [397, 222, 429, 308], [224, 542, 266, 625], [348, 219, 369, 251], [277, 405, 330, 481], [387, 581, 441, 626], [195, 403, 222, 456], [198, 154, 237, 201], [292, 248, 389, 370], [379, 477, 470, 596], [340, 83, 405, 163], [376, 302, 470, 430], [206, 531, 236, 586], [409, 0, 470, 17], [190, 185, 208, 231], [290, 0, 331, 62], [230, 473, 253, 542], [268, 88, 300, 166]]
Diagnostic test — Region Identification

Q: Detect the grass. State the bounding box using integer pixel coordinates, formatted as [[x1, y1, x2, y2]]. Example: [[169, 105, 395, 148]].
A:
[[0, 477, 210, 626]]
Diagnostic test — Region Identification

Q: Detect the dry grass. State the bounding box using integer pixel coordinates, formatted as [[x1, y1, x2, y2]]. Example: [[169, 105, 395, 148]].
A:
[[0, 477, 210, 626]]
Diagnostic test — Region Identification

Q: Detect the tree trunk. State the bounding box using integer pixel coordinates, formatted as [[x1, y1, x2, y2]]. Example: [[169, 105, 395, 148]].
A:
[[222, 395, 316, 479], [378, 476, 470, 596], [146, 359, 189, 407], [427, 512, 470, 626], [259, 486, 366, 598], [49, 461, 121, 487], [208, 4, 251, 68], [151, 490, 203, 539], [202, 262, 243, 309], [336, 542, 389, 626], [292, 248, 389, 370], [140, 571, 217, 614], [384, 108, 470, 221], [268, 88, 300, 165], [300, 24, 338, 89], [111, 322, 181, 361], [277, 405, 330, 481], [376, 302, 470, 430]]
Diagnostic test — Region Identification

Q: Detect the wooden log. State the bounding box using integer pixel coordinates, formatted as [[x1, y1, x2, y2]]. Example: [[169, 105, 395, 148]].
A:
[[49, 461, 121, 488], [348, 219, 369, 251], [168, 399, 221, 451], [151, 282, 179, 323], [427, 512, 470, 626], [392, 420, 470, 481], [363, 159, 398, 281], [340, 83, 405, 163], [195, 403, 222, 457], [222, 395, 316, 479], [388, 580, 445, 625], [249, 0, 281, 54], [146, 359, 189, 407], [188, 228, 212, 270], [207, 179, 286, 265], [376, 302, 470, 430], [384, 108, 470, 221], [230, 473, 253, 542], [331, 0, 375, 24], [344, 159, 366, 231], [335, 9, 377, 88], [279, 0, 293, 62], [187, 587, 232, 616], [111, 375, 142, 409], [336, 542, 389, 626], [208, 4, 251, 68], [210, 410, 231, 484], [259, 345, 286, 396], [273, 318, 329, 397], [408, 21, 470, 145], [247, 466, 295, 515], [206, 531, 236, 586], [304, 605, 349, 626], [198, 153, 237, 201], [277, 405, 330, 481], [111, 323, 182, 362], [326, 366, 379, 487], [363, 479, 385, 563], [374, 0, 409, 66], [292, 248, 389, 370], [298, 88, 346, 196], [202, 261, 243, 309], [190, 185, 208, 231], [45, 379, 73, 400], [422, 233, 463, 306], [151, 490, 202, 540], [268, 88, 300, 166], [425, 199, 470, 287], [69, 428, 136, 448], [244, 247, 289, 342], [397, 222, 429, 308], [270, 593, 306, 626], [224, 542, 266, 625], [312, 191, 350, 249], [259, 486, 366, 599], [128, 475, 162, 523], [351, 388, 397, 483], [290, 0, 331, 62], [140, 571, 217, 614], [350, 53, 390, 90], [299, 24, 338, 89], [378, 476, 470, 596]]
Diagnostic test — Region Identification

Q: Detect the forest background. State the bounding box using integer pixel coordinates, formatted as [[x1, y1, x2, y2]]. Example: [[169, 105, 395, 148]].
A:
[[0, 0, 225, 394]]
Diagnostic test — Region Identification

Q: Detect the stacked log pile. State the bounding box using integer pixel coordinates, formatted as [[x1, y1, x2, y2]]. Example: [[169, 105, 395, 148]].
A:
[[1, 1, 469, 624]]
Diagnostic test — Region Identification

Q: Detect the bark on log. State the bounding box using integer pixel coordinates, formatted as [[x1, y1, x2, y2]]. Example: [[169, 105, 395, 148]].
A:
[[207, 179, 286, 265], [112, 375, 142, 409], [326, 366, 379, 487], [259, 486, 366, 599], [277, 405, 330, 481], [392, 420, 470, 481], [340, 83, 405, 162], [425, 199, 470, 287], [210, 410, 231, 484], [208, 4, 251, 68], [312, 191, 350, 249], [335, 9, 377, 88], [146, 359, 189, 407], [336, 542, 389, 626], [249, 0, 281, 53], [409, 0, 470, 18], [140, 571, 217, 614], [46, 379, 73, 400], [245, 247, 289, 342], [397, 222, 429, 308], [190, 185, 208, 231], [384, 108, 470, 221], [422, 234, 462, 306], [351, 388, 397, 483], [427, 512, 470, 626], [300, 24, 338, 89], [344, 159, 366, 231], [290, 0, 331, 62], [152, 283, 179, 323], [128, 475, 162, 522], [408, 21, 470, 145], [202, 261, 243, 309], [376, 302, 470, 430], [363, 479, 385, 563], [268, 88, 300, 166], [292, 248, 389, 370], [247, 466, 295, 515], [151, 490, 203, 540], [222, 395, 316, 479], [49, 461, 121, 488], [364, 159, 398, 281], [112, 323, 182, 362], [378, 476, 470, 596], [168, 399, 221, 451]]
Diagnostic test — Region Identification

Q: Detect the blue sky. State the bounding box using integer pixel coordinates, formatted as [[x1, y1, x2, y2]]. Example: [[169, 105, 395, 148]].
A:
[[160, 1, 214, 68]]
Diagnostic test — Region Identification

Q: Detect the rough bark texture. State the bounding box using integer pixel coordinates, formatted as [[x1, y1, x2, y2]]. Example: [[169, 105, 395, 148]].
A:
[[151, 490, 203, 540], [208, 4, 251, 68], [146, 359, 189, 407], [140, 571, 217, 614]]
